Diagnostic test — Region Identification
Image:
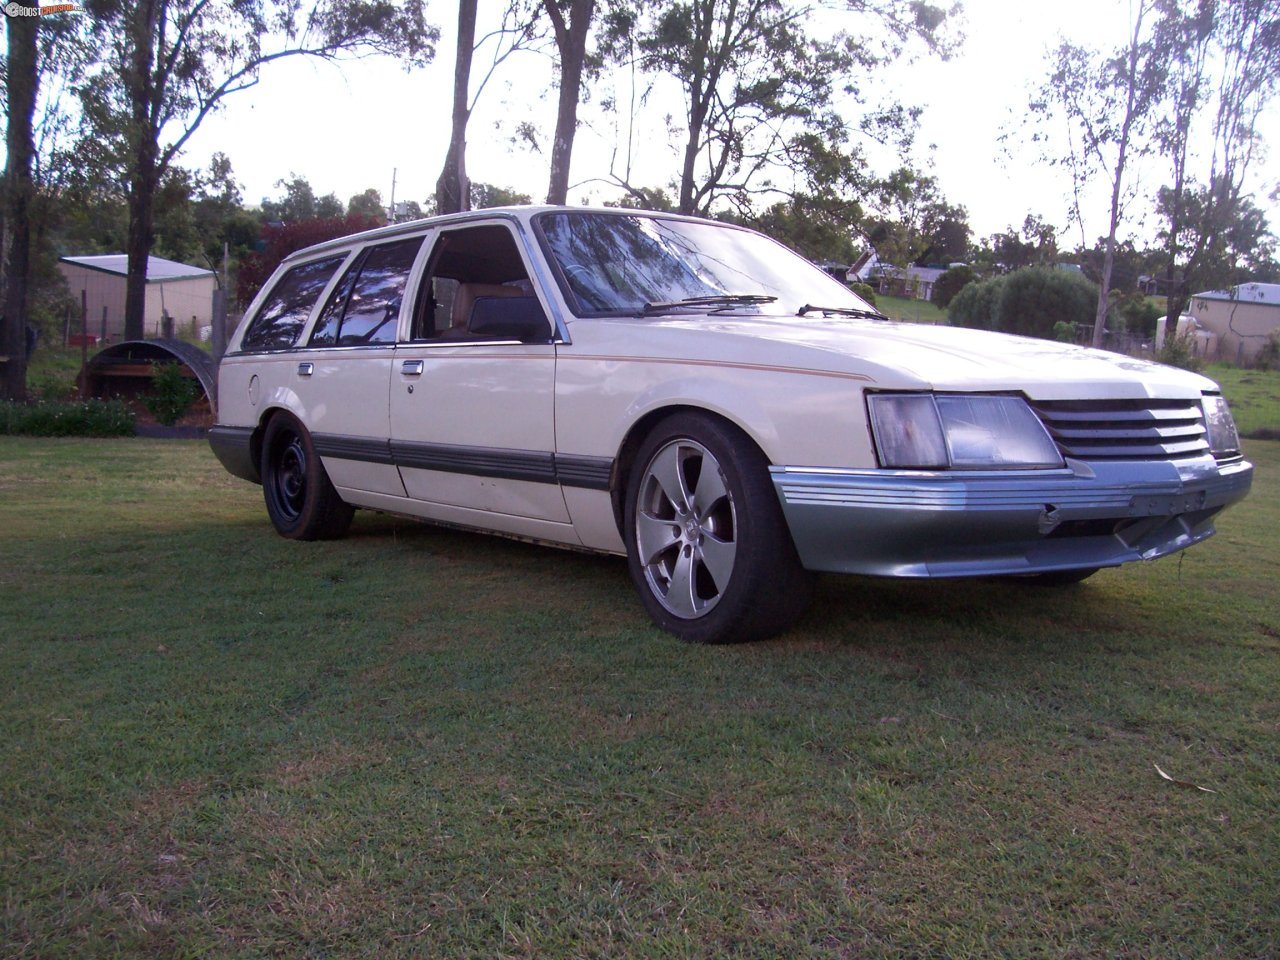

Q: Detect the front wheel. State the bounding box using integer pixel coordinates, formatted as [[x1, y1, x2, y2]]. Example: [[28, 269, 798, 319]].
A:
[[624, 413, 813, 644], [261, 413, 354, 540]]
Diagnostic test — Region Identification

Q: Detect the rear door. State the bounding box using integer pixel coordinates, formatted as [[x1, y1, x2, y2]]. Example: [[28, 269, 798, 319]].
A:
[[291, 234, 427, 497]]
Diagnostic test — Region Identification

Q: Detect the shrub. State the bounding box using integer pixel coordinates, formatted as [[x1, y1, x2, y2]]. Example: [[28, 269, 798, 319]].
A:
[[0, 400, 135, 437], [848, 282, 877, 306], [930, 265, 976, 309], [1052, 320, 1077, 343], [144, 363, 201, 426], [1112, 292, 1162, 337], [1255, 331, 1280, 371], [995, 266, 1098, 340], [947, 276, 1005, 330], [1156, 330, 1205, 373]]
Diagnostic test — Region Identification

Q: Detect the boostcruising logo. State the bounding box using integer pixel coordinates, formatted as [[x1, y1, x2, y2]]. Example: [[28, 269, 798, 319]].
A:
[[4, 2, 83, 14]]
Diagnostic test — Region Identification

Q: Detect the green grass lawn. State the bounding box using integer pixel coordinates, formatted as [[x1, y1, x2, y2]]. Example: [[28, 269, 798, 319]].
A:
[[872, 293, 948, 324], [2, 436, 1277, 958], [1205, 363, 1280, 439]]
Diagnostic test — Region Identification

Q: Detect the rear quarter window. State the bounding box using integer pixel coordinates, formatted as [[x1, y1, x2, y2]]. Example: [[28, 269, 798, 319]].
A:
[[239, 255, 347, 352]]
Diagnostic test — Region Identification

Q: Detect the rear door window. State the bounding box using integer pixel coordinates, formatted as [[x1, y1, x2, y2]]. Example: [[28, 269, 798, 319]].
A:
[[239, 255, 347, 352], [311, 237, 425, 347]]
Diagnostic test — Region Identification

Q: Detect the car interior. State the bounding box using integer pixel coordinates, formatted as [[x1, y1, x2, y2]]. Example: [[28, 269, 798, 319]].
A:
[[410, 225, 550, 342]]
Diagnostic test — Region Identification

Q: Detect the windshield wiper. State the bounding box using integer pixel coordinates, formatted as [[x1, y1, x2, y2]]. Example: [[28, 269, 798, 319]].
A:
[[641, 294, 778, 315], [797, 303, 889, 321]]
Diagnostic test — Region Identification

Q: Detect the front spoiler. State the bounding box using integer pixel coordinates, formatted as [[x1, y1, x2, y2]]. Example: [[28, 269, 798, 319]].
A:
[[770, 456, 1254, 578]]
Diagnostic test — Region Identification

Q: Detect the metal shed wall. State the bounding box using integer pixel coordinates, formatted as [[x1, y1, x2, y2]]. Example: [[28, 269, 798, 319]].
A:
[[58, 264, 216, 340]]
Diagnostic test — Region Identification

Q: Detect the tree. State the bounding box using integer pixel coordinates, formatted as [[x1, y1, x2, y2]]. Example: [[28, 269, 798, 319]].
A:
[[976, 214, 1059, 273], [437, 0, 479, 215], [436, 0, 543, 215], [262, 175, 344, 223], [1032, 0, 1167, 347], [347, 188, 386, 220], [544, 0, 596, 204], [751, 194, 863, 264], [236, 212, 385, 306], [2, 14, 39, 401], [77, 0, 437, 340], [1154, 0, 1280, 325], [862, 168, 968, 271], [469, 182, 533, 208], [917, 199, 971, 264], [930, 264, 975, 309], [610, 0, 955, 216], [1157, 187, 1278, 291]]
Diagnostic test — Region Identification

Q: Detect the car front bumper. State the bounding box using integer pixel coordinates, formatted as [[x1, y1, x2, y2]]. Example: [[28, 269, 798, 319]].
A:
[[770, 455, 1254, 578]]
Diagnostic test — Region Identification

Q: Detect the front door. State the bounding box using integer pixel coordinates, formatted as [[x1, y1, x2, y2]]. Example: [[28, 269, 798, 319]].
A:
[[388, 221, 574, 535]]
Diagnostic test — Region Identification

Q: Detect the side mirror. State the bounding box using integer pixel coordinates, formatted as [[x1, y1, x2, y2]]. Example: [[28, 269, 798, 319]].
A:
[[468, 296, 554, 343]]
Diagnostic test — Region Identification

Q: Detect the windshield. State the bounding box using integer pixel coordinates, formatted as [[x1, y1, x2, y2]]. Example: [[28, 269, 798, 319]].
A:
[[536, 211, 874, 317]]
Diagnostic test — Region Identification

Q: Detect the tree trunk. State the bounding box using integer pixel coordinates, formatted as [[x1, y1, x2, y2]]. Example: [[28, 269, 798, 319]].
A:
[[545, 0, 595, 205], [2, 16, 39, 402], [436, 0, 478, 215], [122, 0, 162, 341], [124, 164, 159, 340], [1093, 237, 1117, 349]]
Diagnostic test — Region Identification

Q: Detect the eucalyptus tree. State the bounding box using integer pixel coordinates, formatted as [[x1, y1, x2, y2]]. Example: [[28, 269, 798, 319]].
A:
[[1153, 0, 1280, 324], [861, 168, 970, 272], [544, 0, 596, 204], [2, 14, 38, 401], [76, 0, 437, 340], [605, 0, 956, 217], [436, 0, 543, 214], [1031, 0, 1168, 347], [2, 11, 97, 400]]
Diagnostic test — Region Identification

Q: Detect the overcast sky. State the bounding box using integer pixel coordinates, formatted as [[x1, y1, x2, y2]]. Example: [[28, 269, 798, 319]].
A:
[[181, 0, 1280, 248]]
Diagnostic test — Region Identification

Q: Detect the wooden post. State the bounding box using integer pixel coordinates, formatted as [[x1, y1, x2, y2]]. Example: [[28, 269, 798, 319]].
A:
[[79, 289, 88, 399], [211, 286, 227, 363]]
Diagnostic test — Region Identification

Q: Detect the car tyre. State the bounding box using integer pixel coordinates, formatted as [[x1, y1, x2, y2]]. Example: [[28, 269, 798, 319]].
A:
[[624, 413, 813, 644], [261, 412, 354, 541]]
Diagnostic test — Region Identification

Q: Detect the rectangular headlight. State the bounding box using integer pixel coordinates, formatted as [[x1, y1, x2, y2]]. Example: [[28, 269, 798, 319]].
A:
[[869, 393, 1063, 470], [936, 395, 1063, 469], [1202, 395, 1241, 459], [867, 394, 948, 468]]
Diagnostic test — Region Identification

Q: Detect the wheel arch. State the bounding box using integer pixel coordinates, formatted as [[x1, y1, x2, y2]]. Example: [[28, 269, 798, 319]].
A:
[[608, 403, 777, 540], [247, 405, 299, 482]]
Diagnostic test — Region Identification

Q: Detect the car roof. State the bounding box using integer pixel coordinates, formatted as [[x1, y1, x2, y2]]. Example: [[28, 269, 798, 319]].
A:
[[277, 206, 726, 266]]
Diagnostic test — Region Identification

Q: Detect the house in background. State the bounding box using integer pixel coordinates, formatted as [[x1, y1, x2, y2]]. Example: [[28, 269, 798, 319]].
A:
[[846, 250, 955, 302], [58, 254, 216, 342], [1185, 283, 1280, 365]]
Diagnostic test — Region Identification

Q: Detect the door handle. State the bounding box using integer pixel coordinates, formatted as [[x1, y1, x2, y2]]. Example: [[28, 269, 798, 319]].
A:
[[401, 360, 425, 376], [297, 362, 313, 377]]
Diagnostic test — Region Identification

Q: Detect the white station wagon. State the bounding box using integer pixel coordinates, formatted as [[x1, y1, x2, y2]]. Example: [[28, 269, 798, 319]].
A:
[[210, 207, 1254, 643]]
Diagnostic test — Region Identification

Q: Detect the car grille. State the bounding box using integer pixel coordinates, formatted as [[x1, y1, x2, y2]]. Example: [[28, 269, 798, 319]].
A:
[[1029, 398, 1209, 461]]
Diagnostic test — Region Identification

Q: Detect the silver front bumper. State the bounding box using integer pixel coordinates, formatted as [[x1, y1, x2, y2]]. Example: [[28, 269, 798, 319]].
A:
[[770, 456, 1254, 578]]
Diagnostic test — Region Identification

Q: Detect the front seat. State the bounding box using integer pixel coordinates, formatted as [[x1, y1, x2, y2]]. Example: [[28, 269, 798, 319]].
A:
[[448, 283, 524, 336]]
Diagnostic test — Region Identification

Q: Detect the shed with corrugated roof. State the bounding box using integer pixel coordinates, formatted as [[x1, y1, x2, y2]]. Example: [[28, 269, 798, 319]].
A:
[[58, 254, 216, 341]]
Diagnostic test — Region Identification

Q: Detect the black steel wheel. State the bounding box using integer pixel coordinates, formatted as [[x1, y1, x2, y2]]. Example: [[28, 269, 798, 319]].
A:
[[624, 412, 813, 644], [261, 413, 354, 540]]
